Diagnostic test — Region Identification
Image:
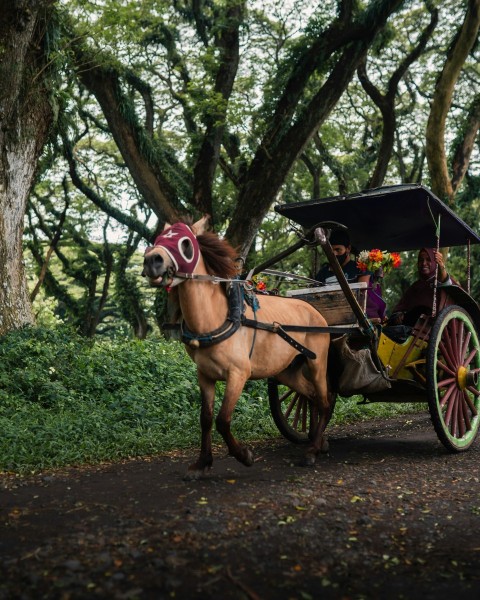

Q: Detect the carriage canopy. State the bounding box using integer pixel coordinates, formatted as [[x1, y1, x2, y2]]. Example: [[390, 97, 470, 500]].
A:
[[275, 184, 480, 252]]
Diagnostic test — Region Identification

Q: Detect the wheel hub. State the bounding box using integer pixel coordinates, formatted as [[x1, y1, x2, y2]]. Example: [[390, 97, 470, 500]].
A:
[[456, 366, 468, 390]]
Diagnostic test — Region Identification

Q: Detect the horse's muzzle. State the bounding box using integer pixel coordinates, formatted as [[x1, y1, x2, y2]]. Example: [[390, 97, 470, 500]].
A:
[[143, 253, 169, 285]]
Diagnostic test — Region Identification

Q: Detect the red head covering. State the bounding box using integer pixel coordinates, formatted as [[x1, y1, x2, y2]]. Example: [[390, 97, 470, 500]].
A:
[[153, 223, 200, 274]]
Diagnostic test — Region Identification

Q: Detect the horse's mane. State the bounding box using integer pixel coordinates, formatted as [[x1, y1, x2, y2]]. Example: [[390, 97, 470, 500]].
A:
[[197, 232, 239, 279]]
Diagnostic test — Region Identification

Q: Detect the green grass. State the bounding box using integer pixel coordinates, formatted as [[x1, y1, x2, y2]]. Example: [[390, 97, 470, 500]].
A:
[[0, 326, 422, 474]]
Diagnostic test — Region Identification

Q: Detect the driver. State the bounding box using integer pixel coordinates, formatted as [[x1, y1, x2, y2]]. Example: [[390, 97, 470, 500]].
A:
[[315, 230, 370, 286]]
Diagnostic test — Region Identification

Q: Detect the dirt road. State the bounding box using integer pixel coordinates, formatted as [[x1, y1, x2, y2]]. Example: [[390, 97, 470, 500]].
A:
[[1, 412, 480, 599]]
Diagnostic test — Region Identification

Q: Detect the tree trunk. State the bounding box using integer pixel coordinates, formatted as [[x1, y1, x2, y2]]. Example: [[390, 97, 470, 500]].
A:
[[0, 1, 55, 334], [426, 0, 480, 205]]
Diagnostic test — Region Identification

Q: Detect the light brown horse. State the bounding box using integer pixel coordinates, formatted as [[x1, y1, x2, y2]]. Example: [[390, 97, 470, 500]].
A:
[[143, 216, 332, 479]]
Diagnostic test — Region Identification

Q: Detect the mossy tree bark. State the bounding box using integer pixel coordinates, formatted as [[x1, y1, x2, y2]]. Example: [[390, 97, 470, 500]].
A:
[[426, 0, 480, 205], [0, 0, 55, 334]]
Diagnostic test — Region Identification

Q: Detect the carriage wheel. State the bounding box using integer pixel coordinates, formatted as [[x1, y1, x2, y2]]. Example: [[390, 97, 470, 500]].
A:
[[426, 305, 480, 452], [267, 378, 336, 445]]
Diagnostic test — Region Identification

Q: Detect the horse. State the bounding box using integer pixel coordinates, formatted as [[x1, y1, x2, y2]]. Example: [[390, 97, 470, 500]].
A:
[[142, 216, 333, 479]]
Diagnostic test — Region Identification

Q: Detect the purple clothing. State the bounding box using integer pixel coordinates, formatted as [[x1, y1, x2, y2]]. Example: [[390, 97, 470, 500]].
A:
[[366, 278, 387, 320]]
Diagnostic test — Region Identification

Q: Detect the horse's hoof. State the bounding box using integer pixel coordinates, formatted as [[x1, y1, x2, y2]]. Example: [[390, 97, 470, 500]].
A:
[[301, 453, 316, 467], [321, 438, 329, 453], [240, 447, 254, 467], [183, 471, 203, 481], [183, 469, 203, 481], [183, 462, 210, 481]]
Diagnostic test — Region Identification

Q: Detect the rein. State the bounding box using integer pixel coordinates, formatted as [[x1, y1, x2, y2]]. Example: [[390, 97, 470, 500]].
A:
[[173, 269, 323, 288]]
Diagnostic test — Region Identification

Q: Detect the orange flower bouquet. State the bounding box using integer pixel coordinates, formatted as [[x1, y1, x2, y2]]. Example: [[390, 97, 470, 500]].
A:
[[357, 249, 402, 275]]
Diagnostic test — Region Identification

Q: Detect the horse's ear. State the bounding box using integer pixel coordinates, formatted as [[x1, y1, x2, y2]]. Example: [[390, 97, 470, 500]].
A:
[[192, 214, 211, 236]]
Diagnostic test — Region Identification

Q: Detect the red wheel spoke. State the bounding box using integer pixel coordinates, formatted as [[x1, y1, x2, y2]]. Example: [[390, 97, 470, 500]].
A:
[[302, 401, 308, 432], [439, 382, 457, 409], [280, 388, 295, 402], [456, 320, 465, 362], [291, 398, 303, 429], [467, 385, 480, 397], [452, 389, 463, 437], [461, 331, 472, 362], [450, 320, 460, 365], [283, 390, 298, 418], [438, 376, 457, 389], [461, 392, 472, 431], [447, 389, 460, 436], [439, 339, 457, 370], [444, 387, 457, 426], [464, 347, 478, 368], [437, 359, 456, 377], [463, 390, 478, 417], [456, 391, 465, 438]]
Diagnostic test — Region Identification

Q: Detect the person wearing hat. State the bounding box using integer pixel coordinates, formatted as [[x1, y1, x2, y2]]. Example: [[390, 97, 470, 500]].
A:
[[315, 230, 370, 286]]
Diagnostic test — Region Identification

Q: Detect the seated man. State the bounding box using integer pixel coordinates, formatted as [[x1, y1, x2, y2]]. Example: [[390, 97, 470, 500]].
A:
[[315, 230, 370, 286]]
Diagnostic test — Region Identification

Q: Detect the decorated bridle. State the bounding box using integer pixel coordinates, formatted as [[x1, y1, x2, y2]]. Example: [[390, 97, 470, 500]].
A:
[[147, 223, 200, 283], [146, 222, 252, 286]]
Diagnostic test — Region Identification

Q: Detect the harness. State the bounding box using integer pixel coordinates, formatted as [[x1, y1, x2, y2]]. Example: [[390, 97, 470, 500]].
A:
[[162, 279, 354, 359], [162, 281, 244, 348]]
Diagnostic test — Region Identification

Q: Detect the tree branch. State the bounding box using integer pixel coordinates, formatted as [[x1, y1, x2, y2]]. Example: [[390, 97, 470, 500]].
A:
[[226, 0, 404, 255], [73, 44, 189, 223], [192, 1, 246, 219]]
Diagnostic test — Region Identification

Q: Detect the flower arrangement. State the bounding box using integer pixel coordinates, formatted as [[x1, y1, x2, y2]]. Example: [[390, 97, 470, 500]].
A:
[[357, 249, 402, 275], [252, 273, 268, 291]]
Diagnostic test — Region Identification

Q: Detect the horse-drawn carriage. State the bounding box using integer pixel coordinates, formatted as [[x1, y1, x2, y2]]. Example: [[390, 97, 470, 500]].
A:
[[268, 183, 480, 453], [143, 183, 480, 477]]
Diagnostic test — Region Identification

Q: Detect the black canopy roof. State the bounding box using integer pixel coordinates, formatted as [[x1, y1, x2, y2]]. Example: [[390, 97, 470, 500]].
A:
[[275, 184, 480, 252]]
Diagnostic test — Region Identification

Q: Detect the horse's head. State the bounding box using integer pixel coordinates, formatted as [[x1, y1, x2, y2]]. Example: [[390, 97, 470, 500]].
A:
[[143, 215, 210, 287]]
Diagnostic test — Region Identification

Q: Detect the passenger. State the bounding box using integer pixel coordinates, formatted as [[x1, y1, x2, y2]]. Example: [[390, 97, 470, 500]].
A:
[[315, 230, 370, 286], [389, 248, 452, 327]]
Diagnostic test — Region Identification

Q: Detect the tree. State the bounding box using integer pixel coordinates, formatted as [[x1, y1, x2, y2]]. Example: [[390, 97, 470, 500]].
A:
[[0, 0, 57, 335], [426, 0, 480, 204]]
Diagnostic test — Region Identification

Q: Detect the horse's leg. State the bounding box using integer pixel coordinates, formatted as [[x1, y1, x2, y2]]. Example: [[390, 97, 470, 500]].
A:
[[184, 371, 216, 480], [303, 354, 331, 466], [215, 372, 253, 466]]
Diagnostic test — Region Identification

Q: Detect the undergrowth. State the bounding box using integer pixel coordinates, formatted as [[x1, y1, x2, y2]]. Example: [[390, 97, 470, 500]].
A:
[[0, 326, 422, 473]]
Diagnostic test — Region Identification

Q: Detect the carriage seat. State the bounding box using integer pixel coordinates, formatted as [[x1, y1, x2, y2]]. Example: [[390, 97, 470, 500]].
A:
[[286, 282, 367, 326]]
